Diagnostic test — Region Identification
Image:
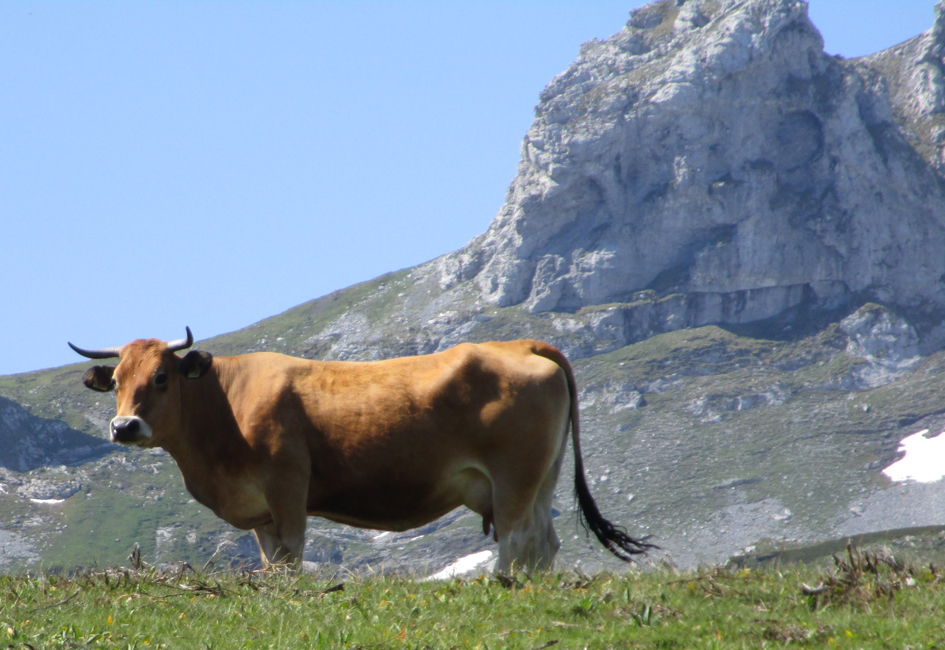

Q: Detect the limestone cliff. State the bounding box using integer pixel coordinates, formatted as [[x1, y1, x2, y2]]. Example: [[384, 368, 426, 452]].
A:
[[437, 0, 945, 342]]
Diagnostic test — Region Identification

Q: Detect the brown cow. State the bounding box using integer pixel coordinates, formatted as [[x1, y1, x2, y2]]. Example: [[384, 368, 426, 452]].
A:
[[69, 328, 652, 572]]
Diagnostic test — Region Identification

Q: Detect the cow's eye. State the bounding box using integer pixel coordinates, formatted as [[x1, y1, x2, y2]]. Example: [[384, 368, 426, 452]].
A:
[[153, 370, 168, 387]]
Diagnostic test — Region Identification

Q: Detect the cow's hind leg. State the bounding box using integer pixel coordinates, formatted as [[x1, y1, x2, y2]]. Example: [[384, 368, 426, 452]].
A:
[[495, 500, 559, 573], [493, 458, 563, 573], [530, 458, 563, 569], [494, 427, 567, 574]]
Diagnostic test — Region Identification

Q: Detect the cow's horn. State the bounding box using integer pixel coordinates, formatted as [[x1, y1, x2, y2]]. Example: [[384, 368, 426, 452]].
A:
[[166, 327, 194, 353], [68, 341, 122, 360]]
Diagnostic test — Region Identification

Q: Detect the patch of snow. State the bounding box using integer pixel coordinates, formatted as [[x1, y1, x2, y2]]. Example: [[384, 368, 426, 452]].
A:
[[883, 429, 945, 483], [29, 498, 65, 505], [425, 550, 495, 581]]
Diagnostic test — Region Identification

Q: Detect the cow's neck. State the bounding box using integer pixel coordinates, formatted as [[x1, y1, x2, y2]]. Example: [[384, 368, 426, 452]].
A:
[[160, 360, 252, 513]]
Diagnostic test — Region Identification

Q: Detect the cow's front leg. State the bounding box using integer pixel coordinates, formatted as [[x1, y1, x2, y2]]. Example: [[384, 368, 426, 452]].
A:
[[253, 519, 305, 571], [253, 473, 309, 571]]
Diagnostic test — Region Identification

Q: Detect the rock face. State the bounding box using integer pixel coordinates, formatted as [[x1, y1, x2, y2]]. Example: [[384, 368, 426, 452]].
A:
[[439, 0, 945, 337], [0, 397, 111, 472], [838, 304, 922, 389]]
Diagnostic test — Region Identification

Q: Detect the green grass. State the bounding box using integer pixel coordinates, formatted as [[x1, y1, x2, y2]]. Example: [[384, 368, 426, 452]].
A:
[[3, 546, 945, 649]]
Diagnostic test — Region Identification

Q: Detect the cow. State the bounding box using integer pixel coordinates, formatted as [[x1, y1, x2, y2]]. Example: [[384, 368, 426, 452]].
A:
[[69, 327, 653, 572]]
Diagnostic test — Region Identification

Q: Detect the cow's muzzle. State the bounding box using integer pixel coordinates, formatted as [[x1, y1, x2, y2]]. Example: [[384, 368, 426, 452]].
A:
[[110, 416, 152, 444]]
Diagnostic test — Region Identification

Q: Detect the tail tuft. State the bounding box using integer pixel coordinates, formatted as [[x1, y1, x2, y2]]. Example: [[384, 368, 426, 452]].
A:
[[575, 470, 657, 561]]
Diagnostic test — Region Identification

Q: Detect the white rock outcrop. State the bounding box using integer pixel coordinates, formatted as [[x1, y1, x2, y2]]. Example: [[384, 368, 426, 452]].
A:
[[438, 0, 945, 331], [839, 303, 922, 388]]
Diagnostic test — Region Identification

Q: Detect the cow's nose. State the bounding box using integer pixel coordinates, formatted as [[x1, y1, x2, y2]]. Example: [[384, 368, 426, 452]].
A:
[[110, 416, 141, 443]]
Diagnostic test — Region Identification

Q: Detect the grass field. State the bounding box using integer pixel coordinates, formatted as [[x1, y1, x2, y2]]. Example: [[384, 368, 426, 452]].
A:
[[1, 544, 943, 649]]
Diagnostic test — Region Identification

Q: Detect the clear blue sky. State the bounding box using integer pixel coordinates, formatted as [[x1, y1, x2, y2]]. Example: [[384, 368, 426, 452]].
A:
[[0, 1, 938, 376]]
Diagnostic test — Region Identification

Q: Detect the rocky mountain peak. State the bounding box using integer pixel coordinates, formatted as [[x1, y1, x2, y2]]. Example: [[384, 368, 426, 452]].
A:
[[437, 0, 945, 344], [928, 1, 945, 56]]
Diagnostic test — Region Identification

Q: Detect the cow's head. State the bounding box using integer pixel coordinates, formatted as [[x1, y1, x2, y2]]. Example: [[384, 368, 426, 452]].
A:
[[68, 327, 212, 446]]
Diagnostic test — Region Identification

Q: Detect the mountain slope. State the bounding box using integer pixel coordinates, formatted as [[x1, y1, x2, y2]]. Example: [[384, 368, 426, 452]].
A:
[[3, 0, 945, 573]]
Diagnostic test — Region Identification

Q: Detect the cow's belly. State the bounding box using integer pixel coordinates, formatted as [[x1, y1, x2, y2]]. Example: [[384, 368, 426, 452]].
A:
[[307, 467, 488, 532], [309, 486, 461, 531]]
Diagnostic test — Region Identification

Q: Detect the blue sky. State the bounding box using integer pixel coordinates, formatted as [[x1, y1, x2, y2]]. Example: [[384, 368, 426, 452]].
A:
[[0, 1, 939, 376]]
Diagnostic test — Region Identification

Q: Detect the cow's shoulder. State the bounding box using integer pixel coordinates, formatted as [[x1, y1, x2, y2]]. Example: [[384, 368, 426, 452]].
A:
[[218, 352, 320, 433]]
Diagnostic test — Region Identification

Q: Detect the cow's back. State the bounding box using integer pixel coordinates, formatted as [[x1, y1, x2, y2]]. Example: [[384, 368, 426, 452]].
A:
[[300, 341, 567, 443]]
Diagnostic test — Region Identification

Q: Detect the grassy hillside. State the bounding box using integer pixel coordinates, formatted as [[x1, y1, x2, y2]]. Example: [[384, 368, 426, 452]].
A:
[[1, 281, 943, 574]]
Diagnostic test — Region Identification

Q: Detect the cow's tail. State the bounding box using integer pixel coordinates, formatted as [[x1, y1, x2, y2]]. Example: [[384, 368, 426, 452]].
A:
[[533, 343, 657, 562]]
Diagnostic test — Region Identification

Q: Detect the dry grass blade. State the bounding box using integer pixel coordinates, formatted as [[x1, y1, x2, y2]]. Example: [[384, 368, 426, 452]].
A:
[[668, 567, 746, 598], [529, 641, 559, 650], [495, 574, 524, 589], [160, 579, 228, 597], [32, 588, 81, 611], [292, 582, 345, 598], [760, 622, 829, 643]]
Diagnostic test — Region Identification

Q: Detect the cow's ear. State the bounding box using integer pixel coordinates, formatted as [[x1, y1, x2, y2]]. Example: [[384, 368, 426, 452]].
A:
[[82, 366, 115, 392], [179, 350, 213, 379]]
